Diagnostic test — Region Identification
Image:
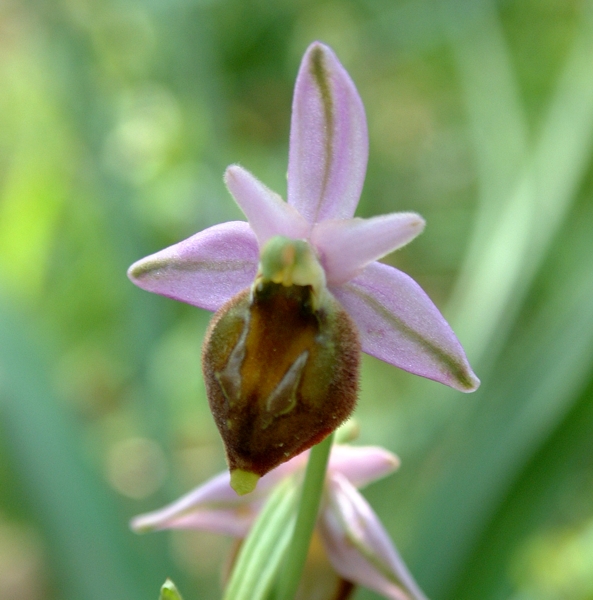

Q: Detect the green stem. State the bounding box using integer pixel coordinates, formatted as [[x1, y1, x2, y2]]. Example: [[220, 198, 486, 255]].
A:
[[223, 478, 297, 600], [275, 432, 335, 600]]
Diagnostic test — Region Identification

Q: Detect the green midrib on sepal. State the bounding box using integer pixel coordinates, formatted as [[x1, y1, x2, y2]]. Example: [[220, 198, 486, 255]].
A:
[[309, 45, 334, 224]]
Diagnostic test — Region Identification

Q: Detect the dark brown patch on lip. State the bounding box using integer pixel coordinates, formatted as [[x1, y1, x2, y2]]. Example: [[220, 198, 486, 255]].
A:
[[202, 281, 360, 479]]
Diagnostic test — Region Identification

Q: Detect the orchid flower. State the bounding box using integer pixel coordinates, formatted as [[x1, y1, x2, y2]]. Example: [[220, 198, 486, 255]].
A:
[[131, 444, 428, 600], [127, 42, 479, 491], [128, 42, 478, 393]]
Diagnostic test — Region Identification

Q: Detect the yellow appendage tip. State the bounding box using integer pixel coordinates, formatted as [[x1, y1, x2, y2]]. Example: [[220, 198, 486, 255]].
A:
[[230, 469, 260, 496]]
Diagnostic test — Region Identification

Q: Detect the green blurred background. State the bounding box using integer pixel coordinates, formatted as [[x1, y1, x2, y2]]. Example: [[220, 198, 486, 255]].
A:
[[1, 0, 593, 598]]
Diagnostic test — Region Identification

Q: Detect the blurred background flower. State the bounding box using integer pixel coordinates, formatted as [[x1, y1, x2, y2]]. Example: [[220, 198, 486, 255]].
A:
[[1, 1, 593, 599]]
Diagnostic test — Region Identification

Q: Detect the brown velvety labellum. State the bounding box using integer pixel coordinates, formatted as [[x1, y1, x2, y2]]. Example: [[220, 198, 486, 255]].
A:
[[202, 282, 360, 479]]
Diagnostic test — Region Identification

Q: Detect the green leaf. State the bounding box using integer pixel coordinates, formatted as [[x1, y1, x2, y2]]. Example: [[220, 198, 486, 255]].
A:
[[0, 300, 165, 600]]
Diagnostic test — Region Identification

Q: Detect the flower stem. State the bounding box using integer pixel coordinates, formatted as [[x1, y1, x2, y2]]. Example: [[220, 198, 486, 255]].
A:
[[275, 432, 334, 600], [224, 478, 297, 600]]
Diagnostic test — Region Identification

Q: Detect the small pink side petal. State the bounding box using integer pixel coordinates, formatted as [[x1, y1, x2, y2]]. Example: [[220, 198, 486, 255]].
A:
[[130, 457, 307, 537], [130, 471, 253, 536], [332, 262, 480, 392], [320, 474, 429, 600], [127, 221, 258, 312], [329, 445, 400, 489], [287, 42, 368, 224], [312, 213, 425, 284], [132, 508, 256, 538], [224, 165, 309, 245]]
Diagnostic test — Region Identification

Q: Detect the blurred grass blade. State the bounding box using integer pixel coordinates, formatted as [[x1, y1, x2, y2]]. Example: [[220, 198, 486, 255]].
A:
[[0, 299, 163, 600], [395, 4, 593, 596], [409, 195, 593, 597], [453, 371, 593, 599], [446, 1, 593, 364], [439, 0, 528, 220]]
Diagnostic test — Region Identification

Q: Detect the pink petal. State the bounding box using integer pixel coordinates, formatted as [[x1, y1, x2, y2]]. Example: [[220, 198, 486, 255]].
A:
[[332, 262, 480, 392], [133, 508, 256, 538], [127, 221, 258, 312], [130, 471, 254, 536], [320, 474, 428, 600], [312, 213, 425, 284], [224, 165, 309, 245], [130, 457, 306, 537], [287, 42, 368, 225], [329, 445, 400, 489]]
